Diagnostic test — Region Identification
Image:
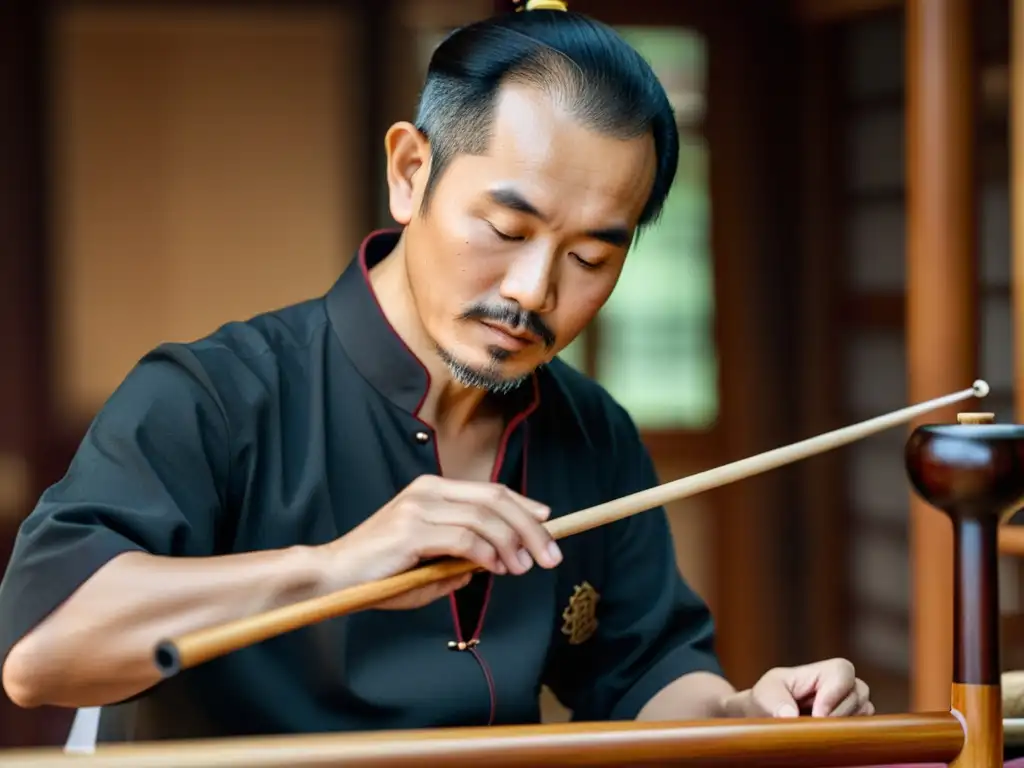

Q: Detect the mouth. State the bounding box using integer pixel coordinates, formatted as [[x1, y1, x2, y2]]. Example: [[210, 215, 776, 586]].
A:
[[478, 320, 538, 351]]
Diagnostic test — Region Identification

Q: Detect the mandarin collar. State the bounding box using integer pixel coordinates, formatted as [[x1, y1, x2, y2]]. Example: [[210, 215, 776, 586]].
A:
[[326, 230, 539, 420]]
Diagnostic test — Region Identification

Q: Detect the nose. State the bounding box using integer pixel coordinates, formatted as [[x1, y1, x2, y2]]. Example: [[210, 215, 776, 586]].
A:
[[498, 245, 556, 314]]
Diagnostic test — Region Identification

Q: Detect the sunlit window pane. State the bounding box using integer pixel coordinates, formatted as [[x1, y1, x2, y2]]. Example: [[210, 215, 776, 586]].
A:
[[594, 27, 718, 430]]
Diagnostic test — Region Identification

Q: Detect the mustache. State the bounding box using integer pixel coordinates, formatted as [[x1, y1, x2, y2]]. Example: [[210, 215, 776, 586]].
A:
[[459, 302, 556, 348]]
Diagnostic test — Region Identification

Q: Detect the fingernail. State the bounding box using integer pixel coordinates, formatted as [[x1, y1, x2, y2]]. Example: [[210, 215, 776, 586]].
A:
[[546, 541, 562, 565], [776, 705, 799, 718], [537, 506, 551, 520], [517, 549, 533, 571]]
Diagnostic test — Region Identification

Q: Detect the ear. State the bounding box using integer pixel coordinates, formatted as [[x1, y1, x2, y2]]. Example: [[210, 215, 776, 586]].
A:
[[384, 122, 430, 225]]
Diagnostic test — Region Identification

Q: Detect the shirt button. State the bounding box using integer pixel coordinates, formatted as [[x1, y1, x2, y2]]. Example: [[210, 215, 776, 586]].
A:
[[414, 431, 431, 444]]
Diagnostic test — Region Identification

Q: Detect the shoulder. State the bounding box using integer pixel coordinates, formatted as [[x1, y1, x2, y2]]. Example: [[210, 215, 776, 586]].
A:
[[104, 296, 331, 443], [536, 358, 645, 462], [144, 296, 329, 401], [175, 296, 328, 384]]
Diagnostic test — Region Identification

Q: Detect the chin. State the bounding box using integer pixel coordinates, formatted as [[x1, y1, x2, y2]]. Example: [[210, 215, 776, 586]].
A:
[[435, 343, 534, 394]]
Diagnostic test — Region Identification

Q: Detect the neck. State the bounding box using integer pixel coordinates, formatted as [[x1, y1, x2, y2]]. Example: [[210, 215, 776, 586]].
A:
[[368, 234, 494, 432]]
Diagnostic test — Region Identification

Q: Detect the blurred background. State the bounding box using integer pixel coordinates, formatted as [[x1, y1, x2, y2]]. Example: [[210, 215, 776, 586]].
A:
[[0, 0, 1016, 748]]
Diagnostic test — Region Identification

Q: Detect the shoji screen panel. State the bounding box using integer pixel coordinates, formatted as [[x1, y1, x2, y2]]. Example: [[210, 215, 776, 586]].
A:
[[49, 4, 366, 420]]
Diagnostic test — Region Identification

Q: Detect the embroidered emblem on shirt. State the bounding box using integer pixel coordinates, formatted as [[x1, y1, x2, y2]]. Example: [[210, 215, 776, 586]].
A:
[[561, 581, 599, 645]]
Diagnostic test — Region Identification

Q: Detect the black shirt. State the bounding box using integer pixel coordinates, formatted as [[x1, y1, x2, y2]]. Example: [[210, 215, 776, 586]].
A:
[[0, 230, 723, 741]]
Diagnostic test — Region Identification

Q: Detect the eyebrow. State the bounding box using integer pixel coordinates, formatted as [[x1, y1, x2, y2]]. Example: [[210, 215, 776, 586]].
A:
[[486, 188, 633, 249]]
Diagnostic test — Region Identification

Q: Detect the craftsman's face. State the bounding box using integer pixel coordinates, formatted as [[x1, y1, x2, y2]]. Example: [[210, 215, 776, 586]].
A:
[[385, 83, 656, 392]]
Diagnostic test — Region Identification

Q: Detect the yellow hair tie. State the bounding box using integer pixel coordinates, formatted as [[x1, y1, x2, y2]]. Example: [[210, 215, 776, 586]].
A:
[[519, 0, 569, 11]]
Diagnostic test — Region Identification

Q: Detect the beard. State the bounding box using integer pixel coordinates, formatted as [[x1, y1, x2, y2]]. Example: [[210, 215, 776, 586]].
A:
[[431, 298, 556, 394], [434, 343, 531, 394]]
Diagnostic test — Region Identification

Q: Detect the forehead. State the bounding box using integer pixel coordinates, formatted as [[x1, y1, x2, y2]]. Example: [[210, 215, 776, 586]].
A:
[[448, 83, 656, 226]]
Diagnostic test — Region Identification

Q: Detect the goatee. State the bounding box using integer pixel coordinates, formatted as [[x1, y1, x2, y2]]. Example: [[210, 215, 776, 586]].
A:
[[435, 345, 529, 394]]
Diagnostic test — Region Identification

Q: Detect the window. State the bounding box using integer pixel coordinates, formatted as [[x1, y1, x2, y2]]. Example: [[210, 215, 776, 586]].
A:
[[49, 5, 359, 420], [562, 27, 718, 430]]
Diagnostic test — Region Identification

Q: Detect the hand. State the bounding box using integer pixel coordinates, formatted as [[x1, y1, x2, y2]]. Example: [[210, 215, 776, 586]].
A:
[[726, 658, 874, 718], [323, 474, 563, 610]]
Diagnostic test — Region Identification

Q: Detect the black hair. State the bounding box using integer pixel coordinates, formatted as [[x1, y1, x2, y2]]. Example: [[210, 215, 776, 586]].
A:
[[413, 9, 678, 228]]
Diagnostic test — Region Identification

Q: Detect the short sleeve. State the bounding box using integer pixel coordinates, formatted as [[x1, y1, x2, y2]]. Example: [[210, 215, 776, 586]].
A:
[[544, 405, 724, 721], [0, 345, 231, 668]]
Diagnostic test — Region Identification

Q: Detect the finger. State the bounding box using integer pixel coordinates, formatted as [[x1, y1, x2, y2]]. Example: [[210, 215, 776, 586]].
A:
[[439, 482, 561, 569], [852, 679, 872, 716], [413, 476, 552, 521], [855, 700, 875, 716], [376, 572, 473, 610], [436, 572, 475, 594], [404, 573, 475, 604], [810, 661, 857, 717], [501, 486, 552, 522], [752, 679, 801, 718], [413, 504, 508, 574], [424, 499, 548, 575], [825, 689, 860, 717]]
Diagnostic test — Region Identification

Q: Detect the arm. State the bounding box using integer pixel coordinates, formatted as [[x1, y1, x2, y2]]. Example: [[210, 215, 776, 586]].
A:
[[0, 348, 340, 709], [636, 672, 738, 720], [544, 403, 733, 721]]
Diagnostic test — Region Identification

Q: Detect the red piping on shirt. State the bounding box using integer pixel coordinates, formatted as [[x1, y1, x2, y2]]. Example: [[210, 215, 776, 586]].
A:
[[356, 233, 541, 727], [446, 378, 539, 725]]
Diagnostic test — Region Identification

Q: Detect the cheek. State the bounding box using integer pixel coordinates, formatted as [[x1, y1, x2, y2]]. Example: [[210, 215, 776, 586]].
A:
[[553, 279, 617, 338], [407, 220, 503, 312], [440, 219, 512, 289]]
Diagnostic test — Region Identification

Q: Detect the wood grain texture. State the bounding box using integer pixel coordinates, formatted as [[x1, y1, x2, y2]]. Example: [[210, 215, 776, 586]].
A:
[[0, 714, 964, 768], [905, 0, 979, 711], [951, 683, 1003, 767], [1001, 526, 1024, 556]]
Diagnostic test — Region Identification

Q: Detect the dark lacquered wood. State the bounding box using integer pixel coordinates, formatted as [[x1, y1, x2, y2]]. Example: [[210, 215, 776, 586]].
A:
[[906, 422, 1024, 685], [0, 714, 965, 767], [905, 418, 1024, 767]]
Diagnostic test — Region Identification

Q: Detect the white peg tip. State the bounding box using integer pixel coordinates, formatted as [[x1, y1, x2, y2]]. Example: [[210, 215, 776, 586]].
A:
[[972, 379, 990, 398]]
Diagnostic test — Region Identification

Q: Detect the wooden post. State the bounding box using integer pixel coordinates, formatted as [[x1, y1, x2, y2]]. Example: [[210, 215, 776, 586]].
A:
[[1014, 1, 1024, 443], [905, 416, 1009, 767], [905, 0, 978, 712]]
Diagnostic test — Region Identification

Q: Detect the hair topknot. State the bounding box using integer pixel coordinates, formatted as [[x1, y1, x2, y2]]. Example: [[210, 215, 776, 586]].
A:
[[518, 0, 570, 11]]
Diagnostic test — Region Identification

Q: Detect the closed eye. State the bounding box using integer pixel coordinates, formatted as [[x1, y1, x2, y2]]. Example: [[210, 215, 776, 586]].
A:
[[572, 253, 600, 270], [487, 222, 525, 242]]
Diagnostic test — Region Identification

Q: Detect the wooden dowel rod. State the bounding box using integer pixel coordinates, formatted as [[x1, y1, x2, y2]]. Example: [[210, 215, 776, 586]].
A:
[[0, 713, 965, 768], [1000, 526, 1024, 557], [155, 381, 989, 676]]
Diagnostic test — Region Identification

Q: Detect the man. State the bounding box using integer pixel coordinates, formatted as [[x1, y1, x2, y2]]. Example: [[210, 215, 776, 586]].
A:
[[0, 3, 872, 742]]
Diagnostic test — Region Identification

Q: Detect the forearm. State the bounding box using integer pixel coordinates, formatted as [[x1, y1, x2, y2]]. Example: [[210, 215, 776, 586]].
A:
[[636, 671, 740, 721], [2, 546, 331, 708]]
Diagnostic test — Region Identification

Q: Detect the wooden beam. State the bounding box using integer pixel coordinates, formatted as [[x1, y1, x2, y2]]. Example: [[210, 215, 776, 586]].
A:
[[1014, 0, 1024, 463], [797, 22, 848, 664], [905, 0, 977, 712], [1000, 527, 1024, 557], [706, 7, 791, 687], [0, 0, 70, 748], [793, 0, 902, 24]]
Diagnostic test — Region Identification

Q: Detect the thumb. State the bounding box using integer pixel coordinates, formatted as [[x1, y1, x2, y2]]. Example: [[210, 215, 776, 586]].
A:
[[753, 677, 800, 718]]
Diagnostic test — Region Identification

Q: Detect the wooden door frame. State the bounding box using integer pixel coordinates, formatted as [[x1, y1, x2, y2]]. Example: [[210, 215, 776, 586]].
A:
[[0, 0, 60, 750]]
